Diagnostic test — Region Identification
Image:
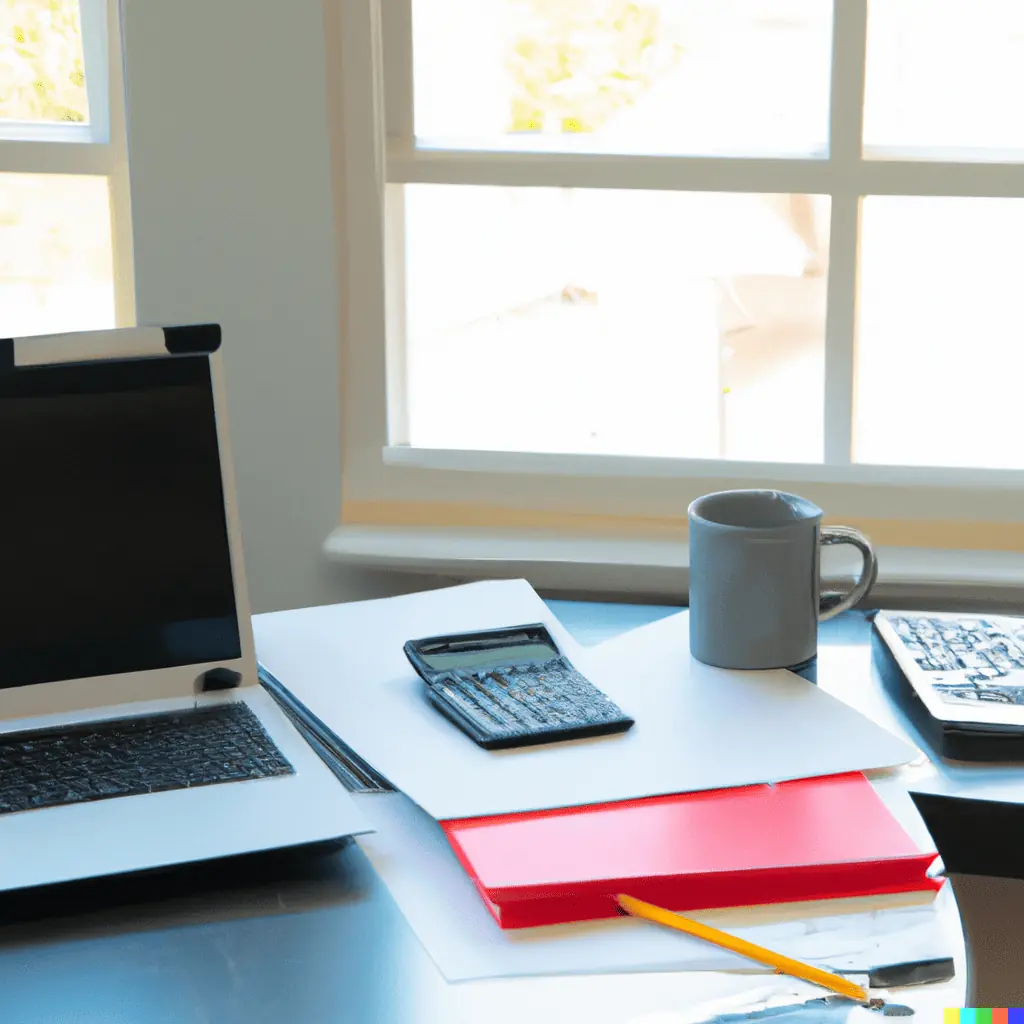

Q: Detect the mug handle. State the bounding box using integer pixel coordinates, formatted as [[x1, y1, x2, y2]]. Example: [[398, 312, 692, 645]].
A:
[[818, 526, 878, 622]]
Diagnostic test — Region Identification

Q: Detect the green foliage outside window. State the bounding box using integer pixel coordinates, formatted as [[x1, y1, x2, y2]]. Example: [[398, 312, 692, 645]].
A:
[[0, 0, 89, 124], [506, 0, 685, 133]]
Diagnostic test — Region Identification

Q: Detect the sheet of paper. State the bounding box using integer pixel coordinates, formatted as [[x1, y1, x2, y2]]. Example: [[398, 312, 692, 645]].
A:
[[254, 580, 917, 821], [352, 788, 955, 983]]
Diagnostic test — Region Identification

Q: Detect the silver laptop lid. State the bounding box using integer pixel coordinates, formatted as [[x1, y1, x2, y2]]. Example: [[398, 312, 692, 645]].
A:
[[0, 325, 256, 723]]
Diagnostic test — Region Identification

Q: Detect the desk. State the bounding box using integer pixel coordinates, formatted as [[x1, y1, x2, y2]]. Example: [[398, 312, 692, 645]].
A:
[[0, 603, 969, 1023]]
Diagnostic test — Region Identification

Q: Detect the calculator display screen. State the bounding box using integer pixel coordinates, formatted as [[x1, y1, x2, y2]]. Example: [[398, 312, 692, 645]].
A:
[[417, 639, 558, 673]]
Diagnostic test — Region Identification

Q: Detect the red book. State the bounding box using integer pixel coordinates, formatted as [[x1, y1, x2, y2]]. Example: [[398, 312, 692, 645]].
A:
[[441, 772, 942, 930]]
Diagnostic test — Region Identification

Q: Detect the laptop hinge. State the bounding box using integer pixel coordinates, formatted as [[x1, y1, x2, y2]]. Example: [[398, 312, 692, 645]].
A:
[[199, 667, 243, 692]]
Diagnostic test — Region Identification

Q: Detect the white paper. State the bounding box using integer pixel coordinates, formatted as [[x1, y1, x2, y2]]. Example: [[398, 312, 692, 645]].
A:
[[254, 580, 916, 821], [353, 789, 955, 983]]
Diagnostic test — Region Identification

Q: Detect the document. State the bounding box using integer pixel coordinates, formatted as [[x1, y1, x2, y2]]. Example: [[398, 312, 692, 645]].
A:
[[253, 580, 917, 821]]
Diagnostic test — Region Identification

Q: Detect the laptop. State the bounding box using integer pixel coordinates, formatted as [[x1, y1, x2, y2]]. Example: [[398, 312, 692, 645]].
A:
[[0, 324, 370, 893]]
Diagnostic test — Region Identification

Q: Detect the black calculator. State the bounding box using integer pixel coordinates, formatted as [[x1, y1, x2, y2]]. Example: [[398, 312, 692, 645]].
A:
[[403, 623, 634, 750]]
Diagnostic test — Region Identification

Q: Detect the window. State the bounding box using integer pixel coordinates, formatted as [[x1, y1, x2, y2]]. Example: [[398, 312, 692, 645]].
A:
[[0, 0, 131, 339], [332, 0, 1024, 570]]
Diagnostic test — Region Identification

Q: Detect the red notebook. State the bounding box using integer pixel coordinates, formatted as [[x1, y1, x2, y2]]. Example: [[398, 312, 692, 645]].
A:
[[441, 772, 942, 930]]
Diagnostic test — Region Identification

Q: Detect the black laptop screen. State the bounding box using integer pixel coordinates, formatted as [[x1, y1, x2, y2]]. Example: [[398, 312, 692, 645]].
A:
[[0, 355, 242, 689]]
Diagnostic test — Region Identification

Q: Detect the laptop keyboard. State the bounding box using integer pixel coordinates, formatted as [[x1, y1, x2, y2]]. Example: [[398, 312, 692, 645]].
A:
[[0, 702, 293, 816]]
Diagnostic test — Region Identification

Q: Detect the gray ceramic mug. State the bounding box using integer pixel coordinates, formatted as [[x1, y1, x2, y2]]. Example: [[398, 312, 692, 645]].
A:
[[687, 489, 878, 670]]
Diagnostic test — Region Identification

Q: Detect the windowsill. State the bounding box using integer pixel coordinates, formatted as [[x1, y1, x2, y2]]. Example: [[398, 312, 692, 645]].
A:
[[324, 524, 1024, 607]]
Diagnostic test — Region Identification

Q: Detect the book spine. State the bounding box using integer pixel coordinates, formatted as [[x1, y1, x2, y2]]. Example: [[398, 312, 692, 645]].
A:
[[488, 856, 942, 930]]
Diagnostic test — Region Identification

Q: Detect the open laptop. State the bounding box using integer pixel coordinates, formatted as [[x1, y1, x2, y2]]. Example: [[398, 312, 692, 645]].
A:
[[0, 324, 370, 893]]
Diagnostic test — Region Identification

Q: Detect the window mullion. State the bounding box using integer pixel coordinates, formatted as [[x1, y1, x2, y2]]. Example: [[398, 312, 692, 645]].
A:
[[387, 148, 834, 193], [822, 195, 860, 465], [385, 185, 410, 445], [823, 0, 868, 465], [379, 0, 413, 443], [382, 0, 414, 150], [106, 0, 134, 327], [78, 0, 111, 145]]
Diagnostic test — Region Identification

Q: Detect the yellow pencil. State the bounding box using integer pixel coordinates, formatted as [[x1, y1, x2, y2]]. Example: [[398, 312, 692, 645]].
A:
[[617, 894, 871, 1005]]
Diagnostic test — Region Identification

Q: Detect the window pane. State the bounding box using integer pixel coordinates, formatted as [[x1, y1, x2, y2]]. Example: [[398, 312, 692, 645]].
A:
[[400, 184, 829, 461], [864, 0, 1024, 158], [0, 174, 115, 337], [0, 0, 89, 124], [856, 197, 1024, 469], [411, 0, 831, 157]]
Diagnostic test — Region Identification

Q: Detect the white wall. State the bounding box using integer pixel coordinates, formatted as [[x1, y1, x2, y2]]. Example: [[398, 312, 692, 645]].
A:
[[120, 0, 433, 612]]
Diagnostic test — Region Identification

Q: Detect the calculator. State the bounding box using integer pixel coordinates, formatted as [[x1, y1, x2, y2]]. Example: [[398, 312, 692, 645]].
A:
[[403, 623, 634, 750]]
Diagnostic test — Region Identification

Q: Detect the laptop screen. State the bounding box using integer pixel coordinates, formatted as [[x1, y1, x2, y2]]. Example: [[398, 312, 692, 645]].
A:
[[0, 355, 242, 689]]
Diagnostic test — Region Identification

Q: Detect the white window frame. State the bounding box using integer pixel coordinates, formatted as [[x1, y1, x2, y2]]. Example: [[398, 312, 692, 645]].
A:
[[329, 0, 1024, 590], [0, 0, 134, 330]]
